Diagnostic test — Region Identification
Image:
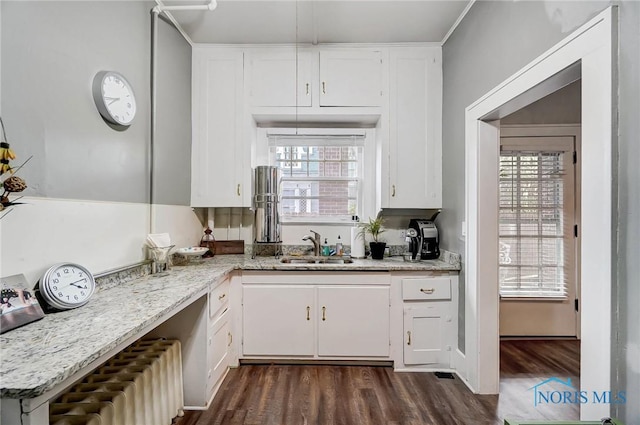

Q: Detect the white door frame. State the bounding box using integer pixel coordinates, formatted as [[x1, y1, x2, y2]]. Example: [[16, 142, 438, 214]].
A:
[[463, 7, 616, 421]]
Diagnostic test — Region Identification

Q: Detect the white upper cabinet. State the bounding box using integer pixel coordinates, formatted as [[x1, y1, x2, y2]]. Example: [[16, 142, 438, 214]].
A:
[[191, 48, 249, 207], [246, 48, 313, 107], [319, 49, 383, 107], [385, 47, 442, 209]]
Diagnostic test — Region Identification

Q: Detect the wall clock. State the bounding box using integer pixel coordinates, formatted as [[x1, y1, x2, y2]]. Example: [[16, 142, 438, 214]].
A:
[[92, 70, 137, 126], [36, 263, 96, 310]]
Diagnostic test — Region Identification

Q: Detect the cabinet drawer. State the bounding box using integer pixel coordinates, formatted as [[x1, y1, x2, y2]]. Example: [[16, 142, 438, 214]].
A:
[[209, 277, 230, 319], [208, 308, 230, 394], [402, 277, 451, 301]]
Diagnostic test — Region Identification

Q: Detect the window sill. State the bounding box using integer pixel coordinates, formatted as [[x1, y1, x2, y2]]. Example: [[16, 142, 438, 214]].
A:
[[500, 295, 568, 301]]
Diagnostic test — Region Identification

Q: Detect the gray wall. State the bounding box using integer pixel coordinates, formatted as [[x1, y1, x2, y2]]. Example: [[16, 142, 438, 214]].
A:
[[613, 2, 640, 421], [153, 17, 192, 206], [1, 1, 193, 207], [502, 80, 581, 124], [442, 1, 639, 422]]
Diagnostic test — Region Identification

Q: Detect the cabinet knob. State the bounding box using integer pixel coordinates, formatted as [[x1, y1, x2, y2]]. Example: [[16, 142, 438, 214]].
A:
[[392, 185, 396, 197], [218, 293, 226, 301], [407, 331, 412, 346]]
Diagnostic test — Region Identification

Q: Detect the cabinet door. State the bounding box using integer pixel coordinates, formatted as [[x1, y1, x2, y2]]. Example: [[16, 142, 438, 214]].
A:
[[191, 49, 246, 207], [403, 305, 449, 365], [247, 49, 313, 107], [317, 286, 389, 357], [387, 47, 442, 208], [242, 285, 315, 356], [319, 50, 382, 106]]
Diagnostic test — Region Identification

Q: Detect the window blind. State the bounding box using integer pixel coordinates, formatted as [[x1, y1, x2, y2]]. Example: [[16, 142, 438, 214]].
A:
[[499, 149, 572, 299]]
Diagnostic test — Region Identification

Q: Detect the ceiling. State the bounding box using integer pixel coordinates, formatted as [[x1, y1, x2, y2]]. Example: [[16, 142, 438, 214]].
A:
[[161, 0, 473, 45]]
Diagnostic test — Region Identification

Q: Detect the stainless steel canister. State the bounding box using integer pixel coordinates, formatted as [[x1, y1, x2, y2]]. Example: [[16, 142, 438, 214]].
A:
[[253, 166, 281, 243]]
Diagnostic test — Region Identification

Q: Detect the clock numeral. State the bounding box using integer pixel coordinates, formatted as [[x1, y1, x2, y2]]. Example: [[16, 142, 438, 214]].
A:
[[52, 285, 58, 291], [53, 278, 59, 284], [57, 272, 61, 277], [58, 292, 63, 297], [63, 268, 69, 274], [81, 291, 86, 296], [74, 295, 79, 300], [66, 295, 70, 300], [79, 272, 83, 277]]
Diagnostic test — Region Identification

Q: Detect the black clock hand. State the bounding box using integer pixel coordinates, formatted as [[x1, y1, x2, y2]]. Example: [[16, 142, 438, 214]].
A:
[[68, 278, 87, 289]]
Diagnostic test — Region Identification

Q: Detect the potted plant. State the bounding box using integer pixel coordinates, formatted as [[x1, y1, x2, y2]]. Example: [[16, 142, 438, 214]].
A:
[[359, 216, 386, 260]]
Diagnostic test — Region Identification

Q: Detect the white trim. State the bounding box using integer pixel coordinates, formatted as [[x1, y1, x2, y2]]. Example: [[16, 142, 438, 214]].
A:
[[464, 7, 616, 421], [441, 0, 476, 45]]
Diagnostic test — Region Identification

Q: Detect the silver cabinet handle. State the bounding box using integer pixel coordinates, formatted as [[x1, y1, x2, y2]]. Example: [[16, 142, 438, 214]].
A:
[[407, 331, 412, 346], [420, 288, 435, 294], [322, 306, 326, 321], [306, 83, 310, 95], [237, 184, 241, 196], [306, 306, 310, 321], [392, 185, 396, 197], [322, 81, 326, 94]]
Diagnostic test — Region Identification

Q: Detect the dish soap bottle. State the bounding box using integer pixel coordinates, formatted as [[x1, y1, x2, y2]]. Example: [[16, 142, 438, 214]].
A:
[[336, 235, 343, 256], [322, 238, 331, 256]]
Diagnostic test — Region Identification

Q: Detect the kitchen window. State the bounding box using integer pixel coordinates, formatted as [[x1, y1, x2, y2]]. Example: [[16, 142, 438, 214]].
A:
[[268, 134, 365, 223], [498, 137, 576, 299]]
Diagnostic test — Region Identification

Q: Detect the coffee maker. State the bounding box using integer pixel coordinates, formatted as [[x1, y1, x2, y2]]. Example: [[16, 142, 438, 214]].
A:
[[407, 218, 440, 260]]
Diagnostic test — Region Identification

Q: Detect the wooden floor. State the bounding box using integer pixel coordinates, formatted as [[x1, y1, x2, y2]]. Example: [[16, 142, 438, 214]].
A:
[[176, 340, 580, 425]]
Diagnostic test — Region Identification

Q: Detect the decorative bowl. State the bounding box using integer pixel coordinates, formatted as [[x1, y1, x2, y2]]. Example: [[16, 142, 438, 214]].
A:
[[177, 246, 208, 257]]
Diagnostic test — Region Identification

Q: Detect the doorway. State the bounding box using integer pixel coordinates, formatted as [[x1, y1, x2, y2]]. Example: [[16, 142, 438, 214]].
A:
[[498, 124, 581, 338], [463, 7, 616, 421]]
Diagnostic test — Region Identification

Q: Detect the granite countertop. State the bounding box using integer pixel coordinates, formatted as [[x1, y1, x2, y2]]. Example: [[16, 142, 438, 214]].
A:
[[0, 253, 459, 399]]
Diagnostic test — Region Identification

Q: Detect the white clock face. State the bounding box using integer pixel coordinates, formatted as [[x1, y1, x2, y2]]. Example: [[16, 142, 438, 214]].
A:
[[92, 71, 137, 126], [41, 264, 95, 310], [101, 73, 136, 125]]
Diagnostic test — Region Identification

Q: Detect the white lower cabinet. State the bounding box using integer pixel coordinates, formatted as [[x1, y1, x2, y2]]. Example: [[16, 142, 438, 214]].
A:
[[241, 274, 391, 359], [403, 304, 448, 365], [393, 273, 457, 370], [317, 286, 389, 357], [242, 285, 315, 356]]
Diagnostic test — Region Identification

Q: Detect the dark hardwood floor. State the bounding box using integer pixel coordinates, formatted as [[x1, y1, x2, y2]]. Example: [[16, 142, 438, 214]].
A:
[[176, 340, 580, 425]]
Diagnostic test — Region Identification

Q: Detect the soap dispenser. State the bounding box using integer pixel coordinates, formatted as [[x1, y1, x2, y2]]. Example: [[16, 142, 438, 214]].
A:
[[322, 238, 331, 256]]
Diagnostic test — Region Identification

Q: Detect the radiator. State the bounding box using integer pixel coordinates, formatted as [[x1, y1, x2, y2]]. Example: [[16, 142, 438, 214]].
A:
[[50, 338, 184, 425]]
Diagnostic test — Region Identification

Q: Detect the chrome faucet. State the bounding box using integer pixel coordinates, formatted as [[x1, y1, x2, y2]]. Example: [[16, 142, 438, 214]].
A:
[[302, 230, 321, 256]]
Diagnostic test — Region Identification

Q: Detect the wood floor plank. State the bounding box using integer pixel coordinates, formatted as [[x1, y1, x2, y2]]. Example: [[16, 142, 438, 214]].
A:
[[176, 340, 580, 425]]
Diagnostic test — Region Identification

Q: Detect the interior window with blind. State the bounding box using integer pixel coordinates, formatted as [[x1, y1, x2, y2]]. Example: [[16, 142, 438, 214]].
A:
[[269, 135, 364, 223], [499, 139, 576, 298]]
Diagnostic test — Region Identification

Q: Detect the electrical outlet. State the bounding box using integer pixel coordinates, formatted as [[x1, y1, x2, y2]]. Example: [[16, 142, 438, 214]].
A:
[[400, 230, 406, 239]]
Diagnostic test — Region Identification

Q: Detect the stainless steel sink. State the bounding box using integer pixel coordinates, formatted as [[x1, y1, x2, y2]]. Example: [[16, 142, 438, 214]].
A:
[[279, 256, 354, 264]]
